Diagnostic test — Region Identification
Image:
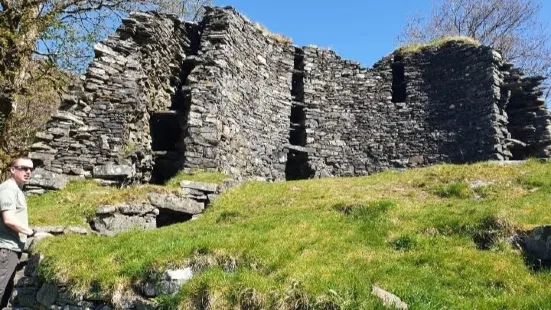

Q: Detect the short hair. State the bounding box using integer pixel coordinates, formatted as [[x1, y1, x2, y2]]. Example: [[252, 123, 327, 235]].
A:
[[10, 157, 33, 168]]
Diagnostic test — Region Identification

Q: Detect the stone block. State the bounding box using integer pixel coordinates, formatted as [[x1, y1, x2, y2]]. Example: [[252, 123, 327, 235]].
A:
[[148, 193, 204, 215], [92, 164, 133, 179], [27, 168, 68, 190], [36, 283, 58, 307], [179, 181, 218, 193]]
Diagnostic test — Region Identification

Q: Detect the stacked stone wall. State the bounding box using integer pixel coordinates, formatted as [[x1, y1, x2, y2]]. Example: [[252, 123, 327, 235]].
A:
[[300, 41, 512, 178], [29, 12, 193, 183], [182, 7, 294, 181], [401, 43, 510, 163], [27, 6, 551, 191]]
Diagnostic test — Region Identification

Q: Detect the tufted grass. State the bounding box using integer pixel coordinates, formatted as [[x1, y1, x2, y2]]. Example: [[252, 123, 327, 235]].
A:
[[28, 170, 228, 227], [31, 159, 551, 309], [396, 36, 480, 54]]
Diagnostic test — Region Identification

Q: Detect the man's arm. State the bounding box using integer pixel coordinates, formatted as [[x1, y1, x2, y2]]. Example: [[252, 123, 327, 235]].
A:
[[0, 189, 33, 236], [1, 210, 33, 236]]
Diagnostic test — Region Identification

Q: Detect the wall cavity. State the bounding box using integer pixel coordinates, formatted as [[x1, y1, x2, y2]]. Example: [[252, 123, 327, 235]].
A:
[[286, 47, 313, 180]]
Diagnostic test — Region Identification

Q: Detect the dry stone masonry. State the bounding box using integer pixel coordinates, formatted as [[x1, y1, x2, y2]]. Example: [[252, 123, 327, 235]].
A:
[[7, 180, 227, 309], [28, 6, 550, 191]]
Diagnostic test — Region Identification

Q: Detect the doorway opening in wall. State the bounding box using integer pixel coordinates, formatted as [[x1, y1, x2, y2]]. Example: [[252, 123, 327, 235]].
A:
[[156, 209, 193, 228], [150, 111, 183, 184], [391, 55, 406, 103]]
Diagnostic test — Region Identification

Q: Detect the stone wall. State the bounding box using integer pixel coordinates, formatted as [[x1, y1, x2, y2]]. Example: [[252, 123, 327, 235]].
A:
[[294, 41, 513, 178], [182, 7, 294, 181], [29, 12, 194, 183], [28, 6, 551, 191], [399, 43, 510, 163]]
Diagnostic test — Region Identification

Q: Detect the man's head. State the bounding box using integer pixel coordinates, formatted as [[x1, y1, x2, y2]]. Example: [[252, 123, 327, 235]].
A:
[[9, 158, 34, 187]]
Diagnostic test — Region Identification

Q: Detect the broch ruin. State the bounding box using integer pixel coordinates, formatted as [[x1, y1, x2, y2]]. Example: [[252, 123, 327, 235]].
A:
[[25, 6, 550, 193]]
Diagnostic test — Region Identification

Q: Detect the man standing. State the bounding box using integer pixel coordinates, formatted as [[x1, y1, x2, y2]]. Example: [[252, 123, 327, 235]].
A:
[[0, 158, 35, 308]]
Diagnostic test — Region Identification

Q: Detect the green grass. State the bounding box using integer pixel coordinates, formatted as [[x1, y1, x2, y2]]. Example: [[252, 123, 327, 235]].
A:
[[31, 159, 551, 309], [28, 169, 227, 227], [396, 36, 480, 54], [164, 169, 230, 187]]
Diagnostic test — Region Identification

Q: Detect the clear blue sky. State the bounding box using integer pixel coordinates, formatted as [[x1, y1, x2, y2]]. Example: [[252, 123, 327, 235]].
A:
[[213, 1, 551, 68]]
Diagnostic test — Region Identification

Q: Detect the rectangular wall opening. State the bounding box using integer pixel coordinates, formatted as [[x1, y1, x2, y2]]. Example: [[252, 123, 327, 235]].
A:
[[391, 55, 406, 103], [286, 47, 314, 180], [150, 112, 180, 151]]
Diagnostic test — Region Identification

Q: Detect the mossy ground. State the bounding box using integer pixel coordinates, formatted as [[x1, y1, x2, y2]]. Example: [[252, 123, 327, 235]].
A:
[[29, 160, 551, 309]]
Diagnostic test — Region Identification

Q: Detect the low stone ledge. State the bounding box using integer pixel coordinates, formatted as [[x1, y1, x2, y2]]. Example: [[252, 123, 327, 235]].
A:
[[179, 180, 218, 193], [90, 203, 158, 236], [92, 164, 133, 179], [148, 192, 204, 215], [27, 168, 68, 191]]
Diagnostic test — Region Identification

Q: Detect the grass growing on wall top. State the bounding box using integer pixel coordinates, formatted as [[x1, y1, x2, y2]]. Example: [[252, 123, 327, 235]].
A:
[[32, 159, 551, 309], [396, 36, 480, 54]]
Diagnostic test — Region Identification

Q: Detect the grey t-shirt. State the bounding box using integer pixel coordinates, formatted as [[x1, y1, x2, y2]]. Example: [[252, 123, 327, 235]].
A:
[[0, 178, 28, 252]]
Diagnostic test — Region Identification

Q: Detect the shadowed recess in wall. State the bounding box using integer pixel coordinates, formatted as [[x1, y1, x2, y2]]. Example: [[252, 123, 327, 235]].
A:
[[286, 47, 314, 180], [391, 55, 406, 103], [150, 22, 203, 185]]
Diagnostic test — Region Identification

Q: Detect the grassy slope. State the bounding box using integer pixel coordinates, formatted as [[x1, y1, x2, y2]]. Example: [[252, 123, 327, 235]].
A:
[[30, 160, 551, 309], [28, 170, 229, 226]]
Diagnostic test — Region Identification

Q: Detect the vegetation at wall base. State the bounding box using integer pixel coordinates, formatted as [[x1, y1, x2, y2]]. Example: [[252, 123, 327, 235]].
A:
[[28, 170, 229, 226], [31, 160, 551, 309]]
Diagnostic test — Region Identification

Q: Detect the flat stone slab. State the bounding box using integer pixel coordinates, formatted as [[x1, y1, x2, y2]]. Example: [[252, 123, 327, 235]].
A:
[[92, 164, 133, 179], [148, 193, 204, 215], [179, 180, 218, 193], [27, 168, 68, 190], [118, 204, 157, 216], [371, 285, 408, 310], [90, 214, 156, 236]]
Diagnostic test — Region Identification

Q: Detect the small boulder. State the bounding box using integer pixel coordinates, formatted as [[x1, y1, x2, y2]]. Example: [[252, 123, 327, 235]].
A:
[[92, 164, 133, 179], [522, 225, 551, 260]]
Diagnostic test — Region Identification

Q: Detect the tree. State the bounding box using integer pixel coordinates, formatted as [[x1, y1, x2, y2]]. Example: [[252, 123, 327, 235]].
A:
[[0, 0, 211, 170], [398, 0, 551, 98]]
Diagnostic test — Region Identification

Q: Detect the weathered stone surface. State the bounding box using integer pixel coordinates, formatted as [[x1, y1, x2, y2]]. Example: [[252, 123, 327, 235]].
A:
[[27, 168, 68, 190], [148, 193, 204, 215], [10, 286, 38, 307], [118, 204, 157, 215], [36, 283, 58, 307], [91, 214, 156, 236], [522, 225, 551, 260], [64, 226, 88, 235], [92, 164, 133, 179], [179, 181, 219, 193], [371, 285, 408, 310], [24, 254, 43, 277], [96, 205, 117, 215], [34, 226, 65, 235], [155, 268, 194, 295]]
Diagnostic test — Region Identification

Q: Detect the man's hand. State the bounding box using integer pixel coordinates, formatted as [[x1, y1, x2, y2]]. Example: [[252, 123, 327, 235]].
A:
[[2, 210, 34, 237]]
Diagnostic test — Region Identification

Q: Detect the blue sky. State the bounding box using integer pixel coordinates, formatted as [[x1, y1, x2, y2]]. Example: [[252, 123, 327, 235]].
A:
[[213, 1, 551, 68]]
